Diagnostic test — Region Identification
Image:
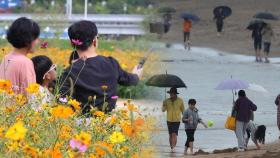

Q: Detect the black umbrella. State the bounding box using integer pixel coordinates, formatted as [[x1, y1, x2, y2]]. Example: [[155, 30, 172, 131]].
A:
[[246, 20, 266, 30], [253, 12, 278, 20], [157, 7, 176, 13], [180, 12, 200, 22], [146, 74, 187, 88], [213, 6, 232, 18]]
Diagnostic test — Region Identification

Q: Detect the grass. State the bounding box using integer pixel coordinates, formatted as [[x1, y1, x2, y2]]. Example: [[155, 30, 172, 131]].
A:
[[0, 38, 153, 51]]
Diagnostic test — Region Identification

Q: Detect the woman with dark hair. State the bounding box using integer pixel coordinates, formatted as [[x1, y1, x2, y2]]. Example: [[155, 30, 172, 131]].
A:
[[245, 121, 266, 150], [31, 55, 56, 106], [59, 20, 142, 115], [275, 94, 280, 139], [0, 17, 40, 94], [69, 50, 79, 65]]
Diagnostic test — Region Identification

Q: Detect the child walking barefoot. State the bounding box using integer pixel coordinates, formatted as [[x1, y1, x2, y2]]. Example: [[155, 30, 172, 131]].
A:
[[182, 99, 208, 155]]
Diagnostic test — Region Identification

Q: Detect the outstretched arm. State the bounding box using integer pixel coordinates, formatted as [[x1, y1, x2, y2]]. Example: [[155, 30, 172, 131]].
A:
[[110, 57, 140, 86]]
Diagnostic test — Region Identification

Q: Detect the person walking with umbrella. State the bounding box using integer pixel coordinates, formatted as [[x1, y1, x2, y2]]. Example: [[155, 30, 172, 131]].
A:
[[162, 87, 185, 153], [233, 90, 257, 151], [252, 23, 263, 62], [213, 6, 232, 36], [180, 12, 199, 51], [183, 18, 192, 50], [214, 8, 225, 36], [261, 24, 274, 63]]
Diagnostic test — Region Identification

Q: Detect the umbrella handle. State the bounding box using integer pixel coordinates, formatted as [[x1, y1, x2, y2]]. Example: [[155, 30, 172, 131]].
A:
[[232, 89, 235, 103], [165, 88, 166, 99]]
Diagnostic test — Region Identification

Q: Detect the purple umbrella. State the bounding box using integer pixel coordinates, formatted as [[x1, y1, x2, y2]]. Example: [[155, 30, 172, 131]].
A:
[[215, 79, 249, 102], [215, 79, 249, 90]]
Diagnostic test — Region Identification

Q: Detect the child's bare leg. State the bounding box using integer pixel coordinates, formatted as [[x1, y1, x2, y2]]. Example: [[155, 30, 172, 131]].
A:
[[189, 142, 194, 154]]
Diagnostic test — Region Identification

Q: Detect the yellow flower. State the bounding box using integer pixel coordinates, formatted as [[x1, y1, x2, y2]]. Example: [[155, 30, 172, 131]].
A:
[[51, 105, 74, 119], [109, 115, 117, 125], [122, 124, 137, 137], [68, 99, 81, 110], [5, 121, 27, 141], [93, 111, 105, 118], [16, 94, 27, 106], [25, 83, 40, 94], [131, 153, 139, 158], [51, 148, 62, 158], [0, 127, 4, 138], [6, 141, 20, 151], [94, 141, 113, 157], [127, 104, 138, 112], [75, 131, 91, 146], [23, 145, 38, 158], [0, 79, 12, 93], [109, 131, 125, 144], [101, 85, 108, 91]]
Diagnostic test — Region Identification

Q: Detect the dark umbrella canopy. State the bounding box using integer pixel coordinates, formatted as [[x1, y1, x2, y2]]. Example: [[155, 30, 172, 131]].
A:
[[247, 19, 266, 30], [158, 7, 176, 13], [253, 12, 278, 20], [213, 6, 232, 17], [180, 12, 200, 22], [146, 74, 187, 88]]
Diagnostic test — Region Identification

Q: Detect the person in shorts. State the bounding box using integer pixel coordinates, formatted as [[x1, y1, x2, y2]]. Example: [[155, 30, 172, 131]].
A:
[[182, 99, 207, 155], [162, 87, 185, 152]]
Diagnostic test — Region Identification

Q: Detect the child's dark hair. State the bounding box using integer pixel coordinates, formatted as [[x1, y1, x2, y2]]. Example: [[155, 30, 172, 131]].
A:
[[68, 51, 79, 65], [188, 99, 196, 105], [255, 125, 266, 144], [7, 17, 40, 49], [68, 20, 98, 51], [31, 55, 53, 85]]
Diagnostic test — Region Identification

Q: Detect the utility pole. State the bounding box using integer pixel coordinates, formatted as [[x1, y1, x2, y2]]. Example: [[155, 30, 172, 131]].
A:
[[84, 0, 88, 19], [66, 0, 72, 19]]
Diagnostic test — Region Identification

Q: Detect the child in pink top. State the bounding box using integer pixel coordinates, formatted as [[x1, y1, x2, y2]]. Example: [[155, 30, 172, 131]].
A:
[[0, 17, 40, 94]]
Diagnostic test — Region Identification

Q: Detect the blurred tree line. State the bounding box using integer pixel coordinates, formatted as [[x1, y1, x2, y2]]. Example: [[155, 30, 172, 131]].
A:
[[15, 0, 154, 14]]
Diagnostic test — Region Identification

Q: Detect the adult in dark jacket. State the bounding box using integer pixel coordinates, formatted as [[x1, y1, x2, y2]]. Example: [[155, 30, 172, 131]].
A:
[[59, 20, 142, 115], [234, 90, 257, 151], [214, 8, 225, 36]]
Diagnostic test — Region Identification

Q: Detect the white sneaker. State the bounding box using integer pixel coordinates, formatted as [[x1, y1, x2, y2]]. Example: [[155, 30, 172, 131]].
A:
[[171, 148, 175, 153], [237, 148, 245, 152]]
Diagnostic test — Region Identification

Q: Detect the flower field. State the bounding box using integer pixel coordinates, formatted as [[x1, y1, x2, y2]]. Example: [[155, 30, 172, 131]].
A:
[[0, 81, 157, 157]]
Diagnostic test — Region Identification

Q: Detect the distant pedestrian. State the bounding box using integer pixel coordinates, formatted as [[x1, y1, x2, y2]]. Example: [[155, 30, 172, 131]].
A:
[[162, 87, 185, 153], [233, 90, 257, 151], [261, 24, 274, 63], [163, 13, 172, 33], [213, 8, 225, 36], [252, 23, 263, 62], [183, 18, 192, 50]]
